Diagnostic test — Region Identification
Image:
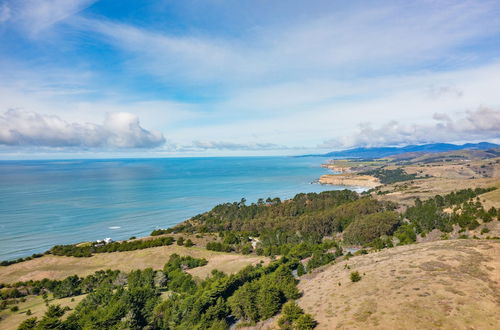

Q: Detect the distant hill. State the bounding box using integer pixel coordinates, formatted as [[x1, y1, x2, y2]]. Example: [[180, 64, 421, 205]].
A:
[[303, 142, 500, 159], [385, 148, 500, 163]]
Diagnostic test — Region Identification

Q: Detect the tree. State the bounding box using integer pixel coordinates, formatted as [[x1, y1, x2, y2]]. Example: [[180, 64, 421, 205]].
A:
[[278, 301, 304, 329], [257, 285, 282, 319], [17, 317, 38, 330], [228, 282, 260, 322], [343, 211, 400, 245]]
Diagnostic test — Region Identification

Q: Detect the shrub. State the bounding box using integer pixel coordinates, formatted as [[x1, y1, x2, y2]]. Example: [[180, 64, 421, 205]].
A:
[[481, 227, 490, 234], [278, 301, 316, 330], [294, 314, 317, 329], [17, 317, 38, 330], [394, 223, 416, 245], [241, 244, 253, 255], [296, 263, 306, 277], [10, 305, 19, 312], [184, 239, 194, 247], [206, 242, 233, 252], [350, 271, 361, 282], [177, 237, 185, 246]]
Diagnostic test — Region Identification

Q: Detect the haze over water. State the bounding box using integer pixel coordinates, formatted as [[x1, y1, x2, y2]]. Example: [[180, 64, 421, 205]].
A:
[[0, 156, 353, 260]]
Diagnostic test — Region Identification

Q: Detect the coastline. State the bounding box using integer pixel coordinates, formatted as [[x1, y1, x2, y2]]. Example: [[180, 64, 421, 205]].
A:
[[319, 173, 381, 188], [319, 160, 381, 188]]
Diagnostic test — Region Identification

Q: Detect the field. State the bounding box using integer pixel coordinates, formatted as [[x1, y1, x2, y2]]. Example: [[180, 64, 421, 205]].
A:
[[370, 156, 500, 206], [0, 245, 268, 284], [0, 294, 87, 330], [296, 239, 500, 329]]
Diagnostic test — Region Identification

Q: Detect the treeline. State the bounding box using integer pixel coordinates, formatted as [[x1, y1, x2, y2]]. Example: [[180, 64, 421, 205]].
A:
[[361, 168, 419, 184], [1, 237, 182, 266], [174, 190, 362, 233], [405, 187, 498, 234], [0, 253, 44, 267], [172, 190, 396, 242], [166, 190, 401, 257], [1, 270, 122, 312], [49, 236, 176, 258], [18, 254, 315, 329]]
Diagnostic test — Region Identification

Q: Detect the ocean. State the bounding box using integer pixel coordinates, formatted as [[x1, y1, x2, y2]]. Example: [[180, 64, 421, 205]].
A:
[[0, 156, 356, 260]]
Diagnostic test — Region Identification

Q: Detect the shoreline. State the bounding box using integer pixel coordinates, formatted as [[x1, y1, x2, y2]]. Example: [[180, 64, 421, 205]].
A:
[[319, 160, 381, 188], [318, 173, 381, 188]]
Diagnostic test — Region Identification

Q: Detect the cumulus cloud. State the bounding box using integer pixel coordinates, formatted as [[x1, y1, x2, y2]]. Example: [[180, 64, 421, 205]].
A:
[[0, 109, 165, 149], [321, 107, 500, 149]]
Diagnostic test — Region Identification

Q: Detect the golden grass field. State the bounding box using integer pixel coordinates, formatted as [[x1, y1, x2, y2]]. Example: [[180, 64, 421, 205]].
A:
[[0, 245, 267, 329], [0, 245, 268, 284], [0, 294, 87, 330], [296, 239, 500, 330]]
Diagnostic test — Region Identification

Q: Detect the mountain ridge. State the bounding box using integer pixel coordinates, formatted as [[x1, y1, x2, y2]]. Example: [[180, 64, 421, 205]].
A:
[[301, 142, 500, 159]]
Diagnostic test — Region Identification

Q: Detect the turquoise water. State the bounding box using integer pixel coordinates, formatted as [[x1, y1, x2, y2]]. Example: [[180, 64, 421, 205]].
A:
[[0, 157, 353, 260]]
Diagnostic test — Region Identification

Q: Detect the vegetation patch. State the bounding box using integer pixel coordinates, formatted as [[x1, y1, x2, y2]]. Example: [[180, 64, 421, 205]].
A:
[[360, 168, 419, 184]]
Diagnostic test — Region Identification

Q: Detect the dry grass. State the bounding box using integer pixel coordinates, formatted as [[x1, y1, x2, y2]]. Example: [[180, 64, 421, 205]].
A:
[[0, 294, 86, 330], [376, 177, 500, 206], [0, 245, 268, 283], [295, 239, 500, 329], [480, 188, 500, 210]]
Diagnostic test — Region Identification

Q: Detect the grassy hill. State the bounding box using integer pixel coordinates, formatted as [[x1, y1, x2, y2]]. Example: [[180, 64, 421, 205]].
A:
[[0, 244, 267, 284], [293, 239, 500, 329]]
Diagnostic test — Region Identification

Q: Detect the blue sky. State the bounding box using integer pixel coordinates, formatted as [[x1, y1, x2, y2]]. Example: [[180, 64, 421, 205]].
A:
[[1, 0, 500, 158]]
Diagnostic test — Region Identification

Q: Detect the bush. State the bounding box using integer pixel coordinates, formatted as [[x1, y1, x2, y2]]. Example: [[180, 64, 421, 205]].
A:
[[184, 239, 194, 247], [241, 243, 253, 255], [278, 301, 316, 330], [394, 223, 416, 245], [481, 227, 490, 234], [294, 314, 317, 329], [10, 305, 19, 312], [150, 228, 172, 236], [296, 263, 306, 277], [206, 242, 233, 252], [350, 271, 361, 282], [177, 237, 185, 246], [17, 317, 38, 330]]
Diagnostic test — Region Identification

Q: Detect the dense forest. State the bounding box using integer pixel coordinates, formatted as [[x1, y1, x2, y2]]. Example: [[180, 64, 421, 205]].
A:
[[171, 190, 397, 244]]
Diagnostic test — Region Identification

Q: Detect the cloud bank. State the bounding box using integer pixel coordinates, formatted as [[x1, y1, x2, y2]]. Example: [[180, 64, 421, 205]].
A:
[[322, 107, 500, 149], [0, 109, 165, 149]]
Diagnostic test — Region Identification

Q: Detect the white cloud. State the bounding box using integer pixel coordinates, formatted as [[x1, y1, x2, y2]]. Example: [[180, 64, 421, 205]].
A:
[[321, 107, 500, 148], [0, 3, 11, 23], [72, 1, 500, 86], [2, 0, 97, 35], [0, 109, 165, 149]]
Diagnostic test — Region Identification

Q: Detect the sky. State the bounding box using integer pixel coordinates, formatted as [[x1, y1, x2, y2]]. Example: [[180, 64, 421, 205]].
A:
[[1, 0, 500, 158]]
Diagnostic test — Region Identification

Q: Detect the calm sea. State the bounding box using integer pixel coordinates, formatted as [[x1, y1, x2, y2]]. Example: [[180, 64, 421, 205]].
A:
[[0, 157, 355, 260]]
